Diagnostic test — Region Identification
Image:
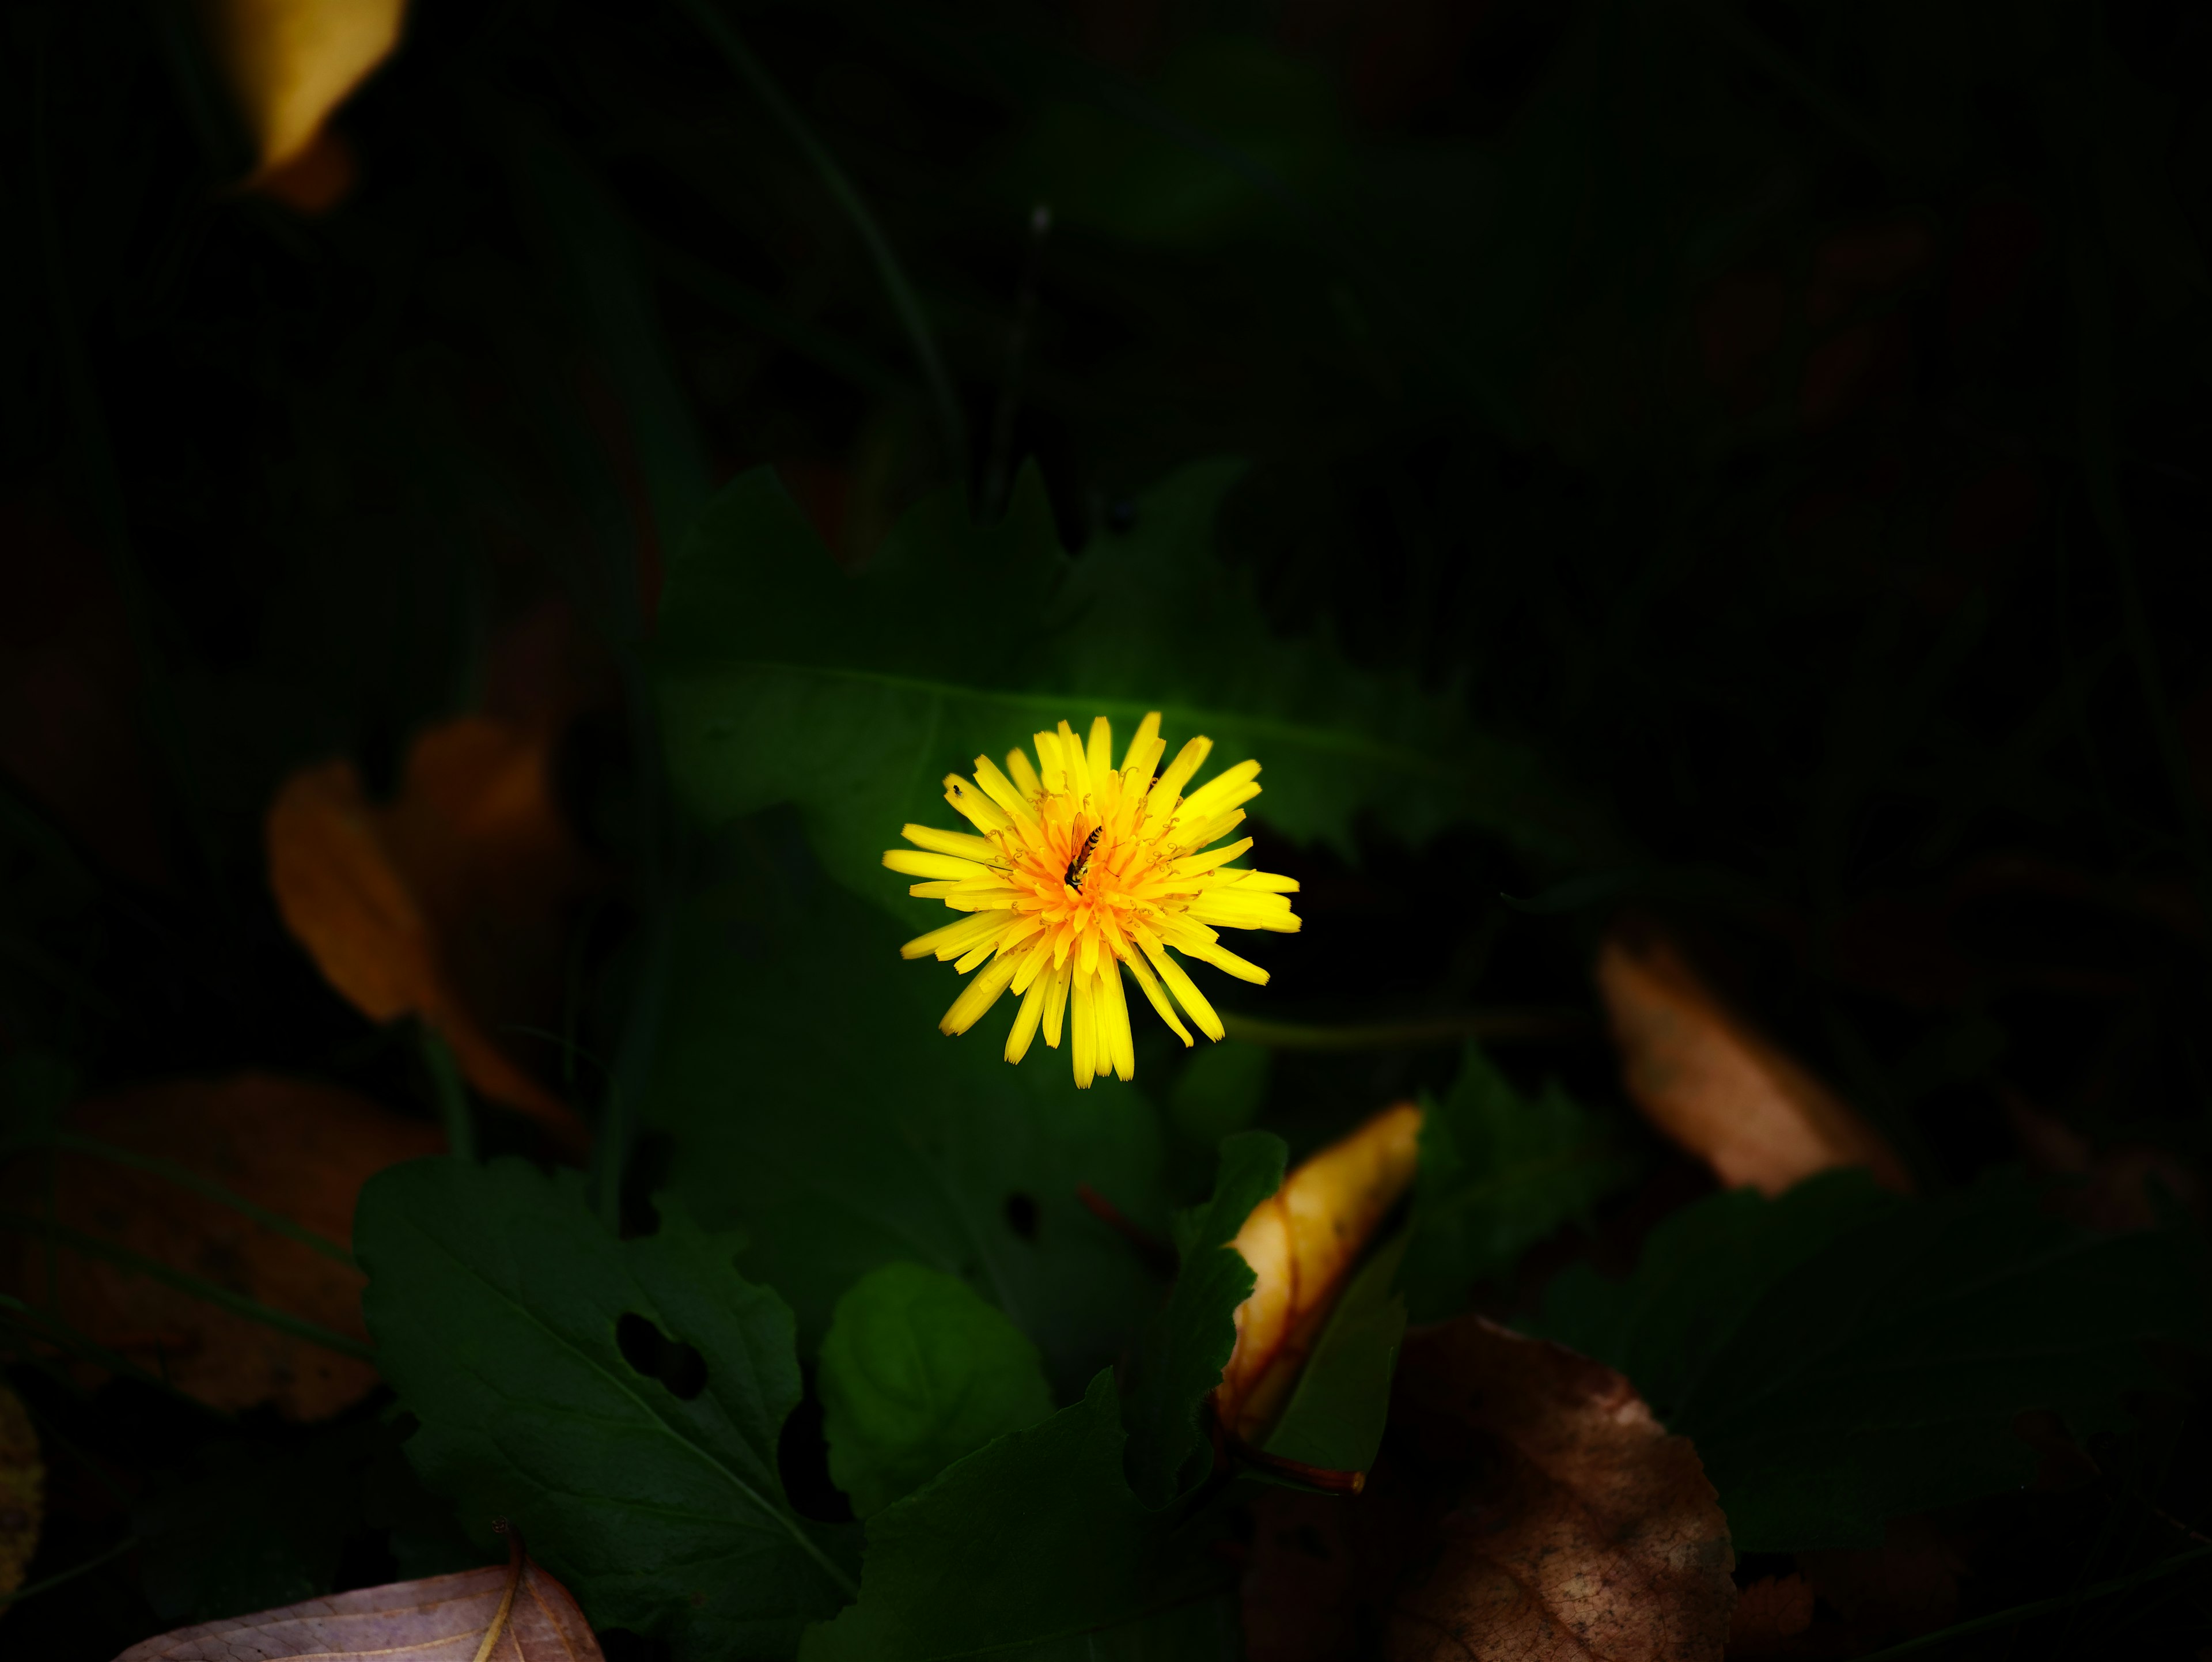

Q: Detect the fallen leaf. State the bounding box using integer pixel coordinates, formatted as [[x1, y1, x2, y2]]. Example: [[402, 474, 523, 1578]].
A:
[[196, 0, 408, 201], [267, 717, 596, 1153], [2006, 1090, 2200, 1232], [0, 1381, 39, 1604], [113, 1549, 603, 1661], [1796, 1515, 1966, 1645], [0, 495, 168, 888], [0, 1073, 441, 1418], [1240, 1315, 1736, 1662], [1217, 1103, 1421, 1448], [1725, 1574, 1814, 1657], [1595, 919, 1909, 1196]]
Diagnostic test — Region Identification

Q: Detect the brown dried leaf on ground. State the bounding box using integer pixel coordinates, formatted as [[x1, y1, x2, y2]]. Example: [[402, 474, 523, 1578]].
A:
[[2006, 1091, 2200, 1232], [1725, 1575, 1814, 1657], [1217, 1103, 1422, 1449], [267, 717, 596, 1153], [113, 1553, 601, 1661], [0, 1074, 441, 1418], [0, 1381, 40, 1604], [1796, 1516, 1966, 1647], [1596, 918, 1910, 1196], [1243, 1315, 1735, 1662]]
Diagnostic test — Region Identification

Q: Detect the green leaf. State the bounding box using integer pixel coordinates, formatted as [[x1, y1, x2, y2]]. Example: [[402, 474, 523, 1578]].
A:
[[1122, 1131, 1287, 1508], [801, 1371, 1230, 1661], [1256, 1228, 1408, 1479], [1001, 37, 1351, 250], [651, 460, 1607, 908], [1399, 1043, 1637, 1321], [1166, 1039, 1272, 1146], [641, 838, 1171, 1397], [1529, 1170, 2205, 1551], [819, 1262, 1058, 1517], [355, 1156, 861, 1660]]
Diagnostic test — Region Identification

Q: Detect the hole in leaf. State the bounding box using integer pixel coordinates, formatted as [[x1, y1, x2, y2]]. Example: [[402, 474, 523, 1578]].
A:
[[616, 1312, 707, 1401], [778, 1369, 855, 1524], [1004, 1191, 1040, 1241]]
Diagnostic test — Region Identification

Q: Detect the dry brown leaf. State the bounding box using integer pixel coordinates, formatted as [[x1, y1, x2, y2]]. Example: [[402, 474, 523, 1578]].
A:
[[1596, 919, 1910, 1196], [0, 1073, 441, 1419], [1242, 1315, 1736, 1662], [113, 1551, 602, 1661], [267, 717, 595, 1154], [1725, 1575, 1814, 1657], [196, 0, 407, 202], [1796, 1516, 1965, 1646], [1217, 1103, 1422, 1447], [0, 1381, 40, 1606]]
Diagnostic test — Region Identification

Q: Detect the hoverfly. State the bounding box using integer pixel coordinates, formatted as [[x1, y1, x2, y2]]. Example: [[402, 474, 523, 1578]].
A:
[[1064, 827, 1103, 892]]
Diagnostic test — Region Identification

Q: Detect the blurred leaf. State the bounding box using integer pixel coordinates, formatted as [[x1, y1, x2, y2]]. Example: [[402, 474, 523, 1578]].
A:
[[1400, 1042, 1635, 1322], [1165, 1041, 1271, 1146], [639, 843, 1169, 1397], [0, 1381, 38, 1603], [196, 0, 406, 192], [0, 1073, 438, 1419], [1253, 1228, 1407, 1486], [1241, 1316, 1734, 1662], [652, 461, 1607, 902], [266, 718, 597, 1153], [800, 1371, 1226, 1661], [355, 1156, 861, 1660], [1005, 37, 1349, 249], [819, 1262, 1055, 1519], [1595, 921, 1910, 1197], [1215, 1106, 1420, 1449], [1531, 1171, 2206, 1551], [1121, 1131, 1285, 1510], [118, 1553, 603, 1661]]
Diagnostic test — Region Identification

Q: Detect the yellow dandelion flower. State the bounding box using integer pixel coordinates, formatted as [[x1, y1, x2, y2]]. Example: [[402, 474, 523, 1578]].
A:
[[882, 712, 1302, 1088]]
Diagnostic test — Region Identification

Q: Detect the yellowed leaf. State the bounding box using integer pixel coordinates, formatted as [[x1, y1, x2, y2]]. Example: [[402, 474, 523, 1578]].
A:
[[266, 718, 596, 1154], [1216, 1103, 1422, 1448], [1596, 919, 1910, 1196], [198, 0, 407, 193], [0, 1073, 441, 1419], [114, 1551, 603, 1661], [0, 1382, 39, 1607]]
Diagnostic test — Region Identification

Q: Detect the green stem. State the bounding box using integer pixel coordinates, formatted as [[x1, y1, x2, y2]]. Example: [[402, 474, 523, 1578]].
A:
[[673, 0, 968, 476], [1220, 1009, 1592, 1052], [2057, 65, 2212, 943], [0, 1534, 141, 1607], [421, 1023, 475, 1164], [0, 1133, 355, 1267], [0, 1292, 228, 1410], [0, 1213, 374, 1361]]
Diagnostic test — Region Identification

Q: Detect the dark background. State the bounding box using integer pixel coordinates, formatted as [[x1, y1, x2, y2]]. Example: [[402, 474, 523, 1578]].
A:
[[3, 0, 2209, 1655]]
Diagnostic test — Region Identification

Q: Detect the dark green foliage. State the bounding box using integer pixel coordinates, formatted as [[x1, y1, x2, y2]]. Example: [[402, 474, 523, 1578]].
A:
[[801, 1372, 1230, 1661], [638, 849, 1170, 1396], [818, 1262, 1056, 1518], [652, 460, 1604, 898], [1120, 1132, 1287, 1509], [10, 0, 2212, 1655], [1255, 1229, 1408, 1481], [1533, 1172, 2206, 1551], [356, 1157, 860, 1659], [1400, 1043, 1635, 1322]]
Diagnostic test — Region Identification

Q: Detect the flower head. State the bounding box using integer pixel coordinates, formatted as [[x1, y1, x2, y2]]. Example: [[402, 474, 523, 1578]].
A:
[[884, 713, 1301, 1088]]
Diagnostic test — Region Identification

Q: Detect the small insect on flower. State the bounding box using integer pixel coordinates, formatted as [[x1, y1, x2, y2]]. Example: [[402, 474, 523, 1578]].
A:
[[882, 713, 1301, 1088]]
